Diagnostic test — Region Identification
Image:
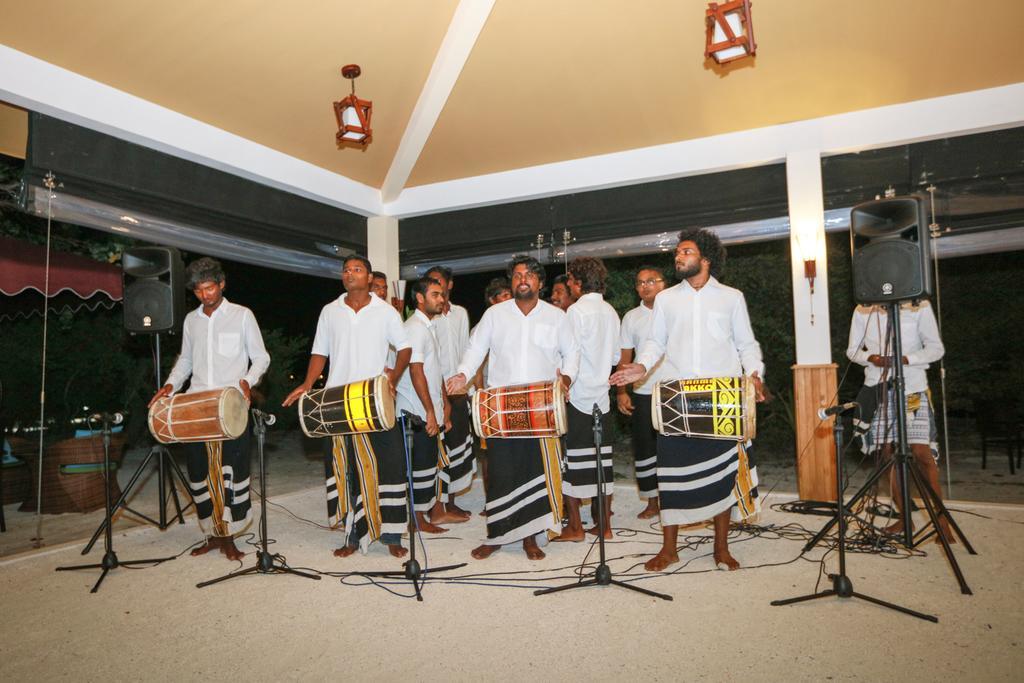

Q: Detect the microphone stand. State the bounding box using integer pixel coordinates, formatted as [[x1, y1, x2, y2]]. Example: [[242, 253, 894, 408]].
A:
[[197, 409, 320, 588], [536, 404, 672, 601], [771, 404, 937, 621], [354, 411, 466, 602], [56, 413, 176, 593]]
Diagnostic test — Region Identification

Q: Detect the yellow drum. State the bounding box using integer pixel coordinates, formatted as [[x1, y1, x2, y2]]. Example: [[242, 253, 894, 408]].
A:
[[299, 375, 396, 437], [652, 376, 756, 440]]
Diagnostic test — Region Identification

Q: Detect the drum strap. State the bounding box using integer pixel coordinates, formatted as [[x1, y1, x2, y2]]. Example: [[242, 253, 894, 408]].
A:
[[539, 437, 565, 537], [732, 441, 756, 519], [330, 435, 383, 541], [204, 442, 230, 537]]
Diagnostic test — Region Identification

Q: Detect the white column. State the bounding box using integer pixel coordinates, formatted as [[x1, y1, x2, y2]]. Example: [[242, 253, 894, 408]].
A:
[[366, 215, 400, 282], [786, 149, 831, 363]]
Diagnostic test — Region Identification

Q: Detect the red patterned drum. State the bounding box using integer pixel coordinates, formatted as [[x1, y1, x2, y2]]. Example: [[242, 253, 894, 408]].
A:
[[472, 380, 567, 439]]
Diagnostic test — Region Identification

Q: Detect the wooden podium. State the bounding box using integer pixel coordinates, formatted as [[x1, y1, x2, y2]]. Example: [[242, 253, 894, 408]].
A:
[[792, 363, 838, 502]]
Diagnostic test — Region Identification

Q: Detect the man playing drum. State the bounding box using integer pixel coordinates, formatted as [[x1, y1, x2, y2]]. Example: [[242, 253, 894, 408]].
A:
[[424, 265, 475, 524], [555, 257, 620, 542], [612, 229, 766, 571], [150, 257, 270, 561], [283, 255, 412, 559], [617, 265, 669, 520], [447, 256, 579, 561], [395, 276, 451, 534]]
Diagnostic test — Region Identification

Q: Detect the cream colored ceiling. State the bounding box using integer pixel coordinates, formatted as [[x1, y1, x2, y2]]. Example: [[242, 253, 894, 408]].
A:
[[1, 0, 1023, 190]]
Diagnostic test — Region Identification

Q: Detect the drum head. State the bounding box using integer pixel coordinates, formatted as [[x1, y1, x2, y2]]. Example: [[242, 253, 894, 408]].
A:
[[375, 375, 396, 430], [219, 387, 250, 439], [551, 379, 568, 436], [147, 397, 174, 444], [742, 374, 757, 441], [471, 389, 486, 437], [650, 380, 664, 432]]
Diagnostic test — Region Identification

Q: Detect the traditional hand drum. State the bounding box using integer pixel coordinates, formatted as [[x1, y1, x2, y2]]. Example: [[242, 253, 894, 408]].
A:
[[472, 380, 568, 439], [652, 376, 756, 440], [148, 386, 249, 444], [298, 375, 396, 437]]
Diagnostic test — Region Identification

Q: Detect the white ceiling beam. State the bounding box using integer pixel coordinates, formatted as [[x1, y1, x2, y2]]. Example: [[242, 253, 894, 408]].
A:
[[379, 0, 495, 204], [0, 44, 382, 217], [384, 82, 1024, 218]]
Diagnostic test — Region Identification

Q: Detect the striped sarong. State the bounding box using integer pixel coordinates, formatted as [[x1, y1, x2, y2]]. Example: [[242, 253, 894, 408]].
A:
[[631, 393, 659, 499], [482, 437, 564, 545], [325, 424, 408, 552], [655, 435, 759, 526], [185, 433, 252, 537], [437, 395, 475, 500], [562, 404, 614, 499]]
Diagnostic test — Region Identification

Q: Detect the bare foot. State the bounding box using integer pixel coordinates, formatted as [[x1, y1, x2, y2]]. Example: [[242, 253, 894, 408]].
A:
[[637, 499, 660, 520], [471, 544, 500, 560], [447, 502, 472, 520], [333, 545, 358, 558], [523, 537, 545, 560], [713, 549, 740, 570], [430, 508, 471, 524], [644, 547, 679, 571], [415, 512, 450, 534], [586, 525, 613, 540], [388, 544, 408, 559], [552, 528, 585, 542], [191, 538, 218, 557], [219, 538, 245, 561]]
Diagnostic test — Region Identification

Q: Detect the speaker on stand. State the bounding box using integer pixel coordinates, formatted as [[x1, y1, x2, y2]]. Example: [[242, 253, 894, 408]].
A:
[[850, 196, 932, 303]]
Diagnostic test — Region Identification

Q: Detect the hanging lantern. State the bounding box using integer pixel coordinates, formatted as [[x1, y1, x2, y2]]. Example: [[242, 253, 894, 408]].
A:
[[333, 64, 372, 147], [705, 0, 757, 65]]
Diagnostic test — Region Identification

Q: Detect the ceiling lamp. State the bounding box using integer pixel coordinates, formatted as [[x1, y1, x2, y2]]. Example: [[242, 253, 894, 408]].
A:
[[705, 0, 757, 64], [333, 64, 372, 147]]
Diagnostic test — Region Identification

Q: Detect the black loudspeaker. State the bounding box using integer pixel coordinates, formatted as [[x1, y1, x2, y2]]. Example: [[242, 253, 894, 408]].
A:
[[122, 247, 185, 333], [850, 196, 932, 304]]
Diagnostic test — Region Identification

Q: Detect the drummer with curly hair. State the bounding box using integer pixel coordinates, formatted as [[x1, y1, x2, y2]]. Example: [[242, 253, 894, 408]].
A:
[[150, 256, 270, 561]]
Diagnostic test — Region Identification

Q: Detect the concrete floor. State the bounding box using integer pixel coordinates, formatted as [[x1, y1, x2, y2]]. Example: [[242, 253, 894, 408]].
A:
[[1, 431, 1022, 681]]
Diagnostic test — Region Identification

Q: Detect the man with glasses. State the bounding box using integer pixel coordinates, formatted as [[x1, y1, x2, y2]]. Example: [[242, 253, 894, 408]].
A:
[[616, 266, 668, 520]]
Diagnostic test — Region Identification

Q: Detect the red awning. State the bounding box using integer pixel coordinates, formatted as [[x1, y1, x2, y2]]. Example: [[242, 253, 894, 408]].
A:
[[0, 235, 122, 299]]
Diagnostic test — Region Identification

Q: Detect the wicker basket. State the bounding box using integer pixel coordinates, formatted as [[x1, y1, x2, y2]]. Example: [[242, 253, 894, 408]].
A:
[[18, 434, 126, 514]]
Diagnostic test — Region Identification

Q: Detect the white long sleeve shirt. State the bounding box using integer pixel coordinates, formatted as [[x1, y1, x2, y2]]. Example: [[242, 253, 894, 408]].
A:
[[568, 293, 620, 414], [456, 298, 579, 388], [432, 303, 471, 380], [619, 303, 667, 396], [635, 277, 764, 380], [396, 310, 444, 422], [311, 293, 410, 388], [846, 301, 944, 394], [166, 298, 270, 394]]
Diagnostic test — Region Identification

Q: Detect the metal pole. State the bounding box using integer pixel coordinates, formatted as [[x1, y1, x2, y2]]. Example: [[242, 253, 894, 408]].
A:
[[927, 185, 953, 496]]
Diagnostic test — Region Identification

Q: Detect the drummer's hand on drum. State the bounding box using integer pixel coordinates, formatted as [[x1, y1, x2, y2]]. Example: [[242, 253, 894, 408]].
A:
[[751, 372, 767, 402], [148, 383, 173, 408], [445, 373, 468, 395], [425, 412, 440, 437], [616, 390, 634, 416], [282, 383, 310, 408], [556, 369, 572, 398], [238, 379, 251, 402], [610, 363, 647, 386]]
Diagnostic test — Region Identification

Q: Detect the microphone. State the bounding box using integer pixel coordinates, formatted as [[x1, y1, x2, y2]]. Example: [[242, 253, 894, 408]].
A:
[[401, 410, 425, 428], [252, 408, 276, 426], [71, 412, 125, 425], [817, 402, 859, 420]]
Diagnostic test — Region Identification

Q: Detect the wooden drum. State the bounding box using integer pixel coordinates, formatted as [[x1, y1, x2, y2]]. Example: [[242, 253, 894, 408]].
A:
[[148, 386, 249, 444], [652, 376, 756, 441], [299, 375, 396, 437], [472, 380, 567, 439]]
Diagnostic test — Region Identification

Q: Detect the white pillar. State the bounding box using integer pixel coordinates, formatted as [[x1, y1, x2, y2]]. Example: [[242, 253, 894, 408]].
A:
[[786, 149, 831, 363], [366, 215, 400, 282]]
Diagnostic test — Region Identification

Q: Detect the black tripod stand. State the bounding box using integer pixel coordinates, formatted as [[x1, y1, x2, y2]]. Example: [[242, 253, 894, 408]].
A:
[[82, 333, 193, 555], [799, 302, 975, 594], [56, 413, 177, 592], [355, 412, 466, 601], [197, 408, 320, 588], [536, 404, 672, 601], [771, 404, 937, 621]]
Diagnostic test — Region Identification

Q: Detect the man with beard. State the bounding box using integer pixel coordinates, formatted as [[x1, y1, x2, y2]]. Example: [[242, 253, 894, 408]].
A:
[[283, 256, 412, 560], [612, 229, 765, 571], [549, 273, 575, 311], [447, 256, 578, 560]]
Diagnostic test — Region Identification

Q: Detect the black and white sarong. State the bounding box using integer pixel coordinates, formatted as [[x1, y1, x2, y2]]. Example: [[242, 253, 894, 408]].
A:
[[562, 404, 614, 499], [483, 437, 564, 545], [438, 394, 475, 500], [185, 431, 252, 537], [630, 393, 658, 499], [406, 423, 440, 513], [656, 435, 759, 526]]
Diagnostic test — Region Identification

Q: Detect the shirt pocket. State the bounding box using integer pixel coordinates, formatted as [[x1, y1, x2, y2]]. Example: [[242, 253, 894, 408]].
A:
[[532, 322, 557, 350], [218, 332, 241, 357], [706, 312, 731, 342]]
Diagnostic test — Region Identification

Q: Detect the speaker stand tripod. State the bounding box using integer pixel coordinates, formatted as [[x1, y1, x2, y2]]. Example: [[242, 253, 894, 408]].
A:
[[536, 404, 672, 601], [354, 413, 467, 601], [83, 333, 193, 555], [56, 414, 177, 592], [798, 302, 975, 594], [771, 405, 937, 621], [197, 409, 320, 588]]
